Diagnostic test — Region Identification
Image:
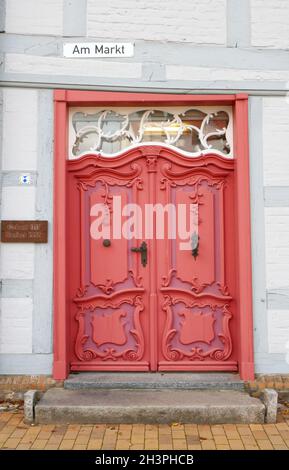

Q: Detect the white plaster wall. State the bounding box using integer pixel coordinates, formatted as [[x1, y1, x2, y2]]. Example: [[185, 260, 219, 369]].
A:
[[265, 207, 289, 290], [263, 96, 289, 369], [265, 207, 289, 358], [166, 65, 289, 82], [5, 54, 142, 79], [251, 0, 289, 49], [0, 298, 33, 353], [0, 88, 37, 356], [87, 0, 227, 45], [263, 98, 289, 187], [1, 245, 35, 280], [2, 88, 38, 171], [0, 84, 54, 371], [5, 0, 63, 36], [4, 54, 289, 88], [268, 310, 289, 354], [1, 187, 36, 219]]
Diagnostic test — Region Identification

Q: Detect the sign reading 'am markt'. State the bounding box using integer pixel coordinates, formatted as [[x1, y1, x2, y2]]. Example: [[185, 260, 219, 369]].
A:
[[63, 43, 134, 58]]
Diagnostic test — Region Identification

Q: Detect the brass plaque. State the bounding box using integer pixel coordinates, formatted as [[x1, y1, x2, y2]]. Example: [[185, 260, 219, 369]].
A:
[[1, 221, 48, 243]]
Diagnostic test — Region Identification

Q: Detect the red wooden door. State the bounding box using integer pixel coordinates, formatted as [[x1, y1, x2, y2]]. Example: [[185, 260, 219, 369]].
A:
[[155, 149, 236, 371], [67, 145, 236, 372]]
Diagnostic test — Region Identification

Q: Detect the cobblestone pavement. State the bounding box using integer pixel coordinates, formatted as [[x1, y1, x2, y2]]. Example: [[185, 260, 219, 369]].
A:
[[0, 411, 289, 450]]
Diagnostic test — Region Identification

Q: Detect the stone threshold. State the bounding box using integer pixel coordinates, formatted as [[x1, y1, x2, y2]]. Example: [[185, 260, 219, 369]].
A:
[[64, 372, 245, 391], [34, 388, 266, 425]]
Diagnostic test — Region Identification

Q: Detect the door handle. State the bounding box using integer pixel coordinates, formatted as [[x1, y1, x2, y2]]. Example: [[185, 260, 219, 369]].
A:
[[191, 232, 199, 260], [131, 241, 148, 267]]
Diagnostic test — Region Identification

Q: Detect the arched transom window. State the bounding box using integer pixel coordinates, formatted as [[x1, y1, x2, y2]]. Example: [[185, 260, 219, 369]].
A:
[[68, 106, 233, 158]]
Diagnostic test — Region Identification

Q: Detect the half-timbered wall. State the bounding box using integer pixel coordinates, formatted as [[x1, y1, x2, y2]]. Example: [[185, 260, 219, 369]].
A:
[[0, 0, 289, 374]]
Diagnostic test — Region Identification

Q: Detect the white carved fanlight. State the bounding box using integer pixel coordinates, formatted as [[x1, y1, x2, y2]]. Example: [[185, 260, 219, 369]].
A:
[[68, 106, 233, 158]]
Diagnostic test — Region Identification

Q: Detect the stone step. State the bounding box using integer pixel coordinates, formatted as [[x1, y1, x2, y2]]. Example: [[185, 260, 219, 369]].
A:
[[35, 388, 264, 424], [64, 372, 245, 391]]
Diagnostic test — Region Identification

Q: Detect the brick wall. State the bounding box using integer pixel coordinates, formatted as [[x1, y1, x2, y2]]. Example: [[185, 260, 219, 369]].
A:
[[263, 98, 289, 186], [5, 0, 63, 35], [87, 0, 227, 45], [251, 0, 289, 49]]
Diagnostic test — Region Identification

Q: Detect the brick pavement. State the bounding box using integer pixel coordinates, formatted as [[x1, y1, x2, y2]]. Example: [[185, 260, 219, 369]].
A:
[[0, 411, 289, 450]]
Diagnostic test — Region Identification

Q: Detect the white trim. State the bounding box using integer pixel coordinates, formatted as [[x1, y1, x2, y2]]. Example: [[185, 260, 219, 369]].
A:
[[67, 141, 234, 160]]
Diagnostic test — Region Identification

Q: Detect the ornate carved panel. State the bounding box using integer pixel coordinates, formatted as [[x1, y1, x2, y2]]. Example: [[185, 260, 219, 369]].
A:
[[92, 310, 127, 346], [74, 292, 145, 362], [159, 160, 228, 298], [161, 295, 232, 362], [75, 160, 145, 299], [90, 186, 128, 291], [179, 308, 215, 345], [175, 182, 215, 289]]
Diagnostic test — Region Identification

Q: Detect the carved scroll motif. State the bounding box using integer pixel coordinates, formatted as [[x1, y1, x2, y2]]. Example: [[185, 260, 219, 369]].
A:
[[161, 296, 232, 362], [75, 295, 145, 362]]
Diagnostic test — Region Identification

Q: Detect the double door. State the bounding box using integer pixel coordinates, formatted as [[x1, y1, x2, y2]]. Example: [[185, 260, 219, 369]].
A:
[[67, 145, 236, 372]]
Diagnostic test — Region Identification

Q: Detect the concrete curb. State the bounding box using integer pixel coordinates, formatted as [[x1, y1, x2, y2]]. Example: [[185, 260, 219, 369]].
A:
[[23, 390, 41, 424], [262, 388, 278, 423]]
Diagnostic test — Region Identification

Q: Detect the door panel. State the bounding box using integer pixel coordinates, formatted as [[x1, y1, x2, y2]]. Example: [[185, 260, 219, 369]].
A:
[[156, 151, 236, 370], [90, 187, 128, 290], [67, 146, 236, 371], [68, 155, 150, 370], [174, 183, 215, 288]]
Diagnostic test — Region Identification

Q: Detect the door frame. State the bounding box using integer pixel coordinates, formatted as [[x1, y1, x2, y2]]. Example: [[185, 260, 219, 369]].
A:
[[53, 90, 254, 381]]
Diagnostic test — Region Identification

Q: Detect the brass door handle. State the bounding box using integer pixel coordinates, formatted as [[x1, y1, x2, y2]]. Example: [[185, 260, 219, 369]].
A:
[[131, 241, 148, 267]]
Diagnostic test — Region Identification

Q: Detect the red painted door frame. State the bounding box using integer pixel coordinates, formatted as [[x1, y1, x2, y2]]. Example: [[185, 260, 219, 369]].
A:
[[53, 90, 254, 381]]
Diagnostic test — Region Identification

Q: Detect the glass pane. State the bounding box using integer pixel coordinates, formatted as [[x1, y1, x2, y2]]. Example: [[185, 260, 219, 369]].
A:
[[71, 108, 231, 157]]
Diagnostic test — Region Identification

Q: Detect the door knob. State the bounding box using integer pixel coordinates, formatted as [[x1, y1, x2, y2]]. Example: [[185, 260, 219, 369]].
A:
[[131, 241, 148, 267]]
